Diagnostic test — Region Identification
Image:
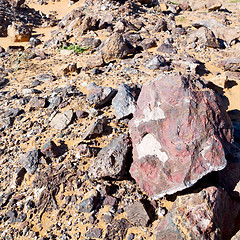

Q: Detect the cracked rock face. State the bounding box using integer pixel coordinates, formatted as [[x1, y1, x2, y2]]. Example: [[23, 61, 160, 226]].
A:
[[129, 74, 233, 199]]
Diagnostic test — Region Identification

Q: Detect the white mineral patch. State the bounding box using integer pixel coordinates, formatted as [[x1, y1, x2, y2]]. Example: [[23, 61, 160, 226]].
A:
[[136, 134, 168, 163], [134, 102, 165, 127]]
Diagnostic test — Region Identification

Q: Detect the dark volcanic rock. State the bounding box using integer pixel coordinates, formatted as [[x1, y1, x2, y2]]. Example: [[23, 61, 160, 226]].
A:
[[87, 82, 117, 109], [100, 33, 134, 62], [129, 74, 233, 198], [188, 27, 220, 48], [112, 83, 137, 120], [104, 218, 131, 240], [125, 201, 150, 227], [88, 134, 132, 179], [155, 186, 240, 240], [41, 141, 61, 158], [218, 57, 240, 72], [145, 55, 166, 70], [20, 149, 40, 174], [77, 195, 100, 213], [82, 116, 107, 140]]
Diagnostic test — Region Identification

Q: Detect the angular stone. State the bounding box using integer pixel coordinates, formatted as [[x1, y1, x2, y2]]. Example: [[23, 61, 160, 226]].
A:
[[13, 168, 26, 186], [87, 82, 117, 108], [77, 195, 99, 213], [155, 186, 240, 240], [125, 201, 150, 227], [129, 74, 233, 198], [104, 218, 131, 240], [218, 57, 240, 72], [86, 53, 106, 69], [192, 19, 240, 44], [41, 141, 61, 158], [157, 43, 177, 54], [100, 33, 133, 62], [188, 27, 220, 48], [145, 55, 166, 70], [8, 22, 31, 42], [20, 149, 40, 174], [28, 97, 46, 109], [88, 134, 131, 179], [0, 78, 8, 88], [112, 84, 137, 120], [85, 228, 102, 239], [50, 110, 73, 130], [82, 116, 107, 140]]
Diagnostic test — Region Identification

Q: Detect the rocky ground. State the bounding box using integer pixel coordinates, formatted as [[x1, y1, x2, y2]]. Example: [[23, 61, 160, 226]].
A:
[[0, 0, 240, 239]]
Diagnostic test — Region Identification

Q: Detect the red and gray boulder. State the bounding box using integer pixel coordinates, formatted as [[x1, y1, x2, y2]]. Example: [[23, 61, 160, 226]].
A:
[[155, 186, 240, 240], [129, 74, 233, 198]]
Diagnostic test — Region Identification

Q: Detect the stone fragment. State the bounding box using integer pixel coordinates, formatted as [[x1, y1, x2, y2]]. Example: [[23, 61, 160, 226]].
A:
[[86, 53, 106, 69], [29, 37, 41, 47], [20, 149, 40, 174], [36, 74, 56, 82], [137, 38, 157, 50], [153, 18, 168, 32], [188, 27, 220, 48], [137, 0, 152, 3], [28, 97, 46, 109], [155, 186, 240, 240], [125, 201, 150, 227], [129, 74, 233, 198], [0, 78, 8, 89], [76, 143, 99, 158], [218, 57, 240, 72], [192, 18, 240, 44], [50, 110, 73, 130], [112, 84, 137, 120], [104, 218, 131, 240], [82, 116, 107, 140], [13, 168, 26, 186], [172, 55, 204, 75], [7, 0, 25, 8], [100, 33, 133, 62], [75, 110, 88, 119], [8, 22, 31, 42], [103, 195, 118, 206], [88, 134, 131, 180], [41, 141, 61, 158], [145, 55, 166, 70], [61, 63, 77, 75], [157, 43, 177, 54], [85, 228, 102, 239], [87, 82, 117, 108], [77, 195, 99, 213]]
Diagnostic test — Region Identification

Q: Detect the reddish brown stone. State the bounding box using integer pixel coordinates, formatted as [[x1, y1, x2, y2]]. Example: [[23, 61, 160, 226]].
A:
[[129, 74, 233, 198], [155, 186, 240, 240]]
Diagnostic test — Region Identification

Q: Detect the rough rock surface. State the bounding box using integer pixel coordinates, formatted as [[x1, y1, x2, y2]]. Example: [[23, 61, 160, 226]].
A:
[[87, 82, 117, 108], [50, 110, 73, 130], [112, 84, 137, 120], [125, 201, 150, 227], [188, 27, 220, 48], [129, 74, 233, 198], [19, 149, 40, 174], [100, 33, 133, 62], [88, 134, 131, 179], [155, 186, 240, 240]]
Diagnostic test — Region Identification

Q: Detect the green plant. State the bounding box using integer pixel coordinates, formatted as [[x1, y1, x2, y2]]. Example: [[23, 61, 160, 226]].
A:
[[230, 0, 240, 2], [169, 1, 178, 4], [61, 44, 89, 53]]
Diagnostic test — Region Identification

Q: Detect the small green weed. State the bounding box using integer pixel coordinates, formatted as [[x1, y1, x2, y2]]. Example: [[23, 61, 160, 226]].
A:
[[61, 45, 89, 53]]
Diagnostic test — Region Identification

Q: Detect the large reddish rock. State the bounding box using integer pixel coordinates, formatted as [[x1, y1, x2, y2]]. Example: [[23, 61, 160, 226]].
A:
[[129, 74, 233, 198], [155, 186, 240, 240]]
